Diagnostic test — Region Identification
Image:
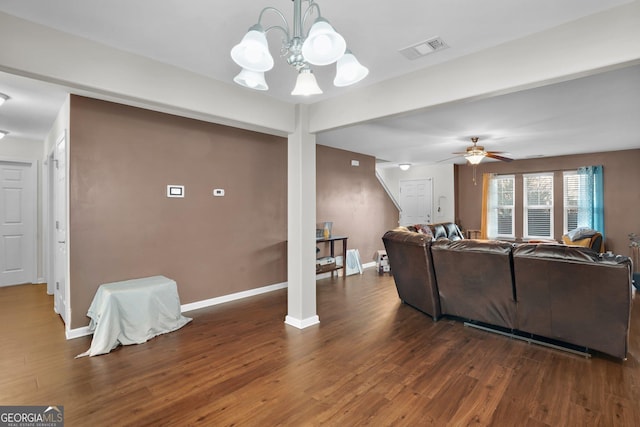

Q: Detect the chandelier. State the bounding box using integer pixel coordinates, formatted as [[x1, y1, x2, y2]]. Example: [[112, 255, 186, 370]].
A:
[[230, 0, 369, 96]]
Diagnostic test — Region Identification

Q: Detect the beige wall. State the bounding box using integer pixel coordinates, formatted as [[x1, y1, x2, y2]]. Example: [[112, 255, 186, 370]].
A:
[[455, 148, 640, 254], [68, 96, 287, 328], [316, 145, 399, 265]]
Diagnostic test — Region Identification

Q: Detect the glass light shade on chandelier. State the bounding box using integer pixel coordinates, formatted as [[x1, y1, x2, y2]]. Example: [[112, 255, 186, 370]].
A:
[[301, 18, 346, 66], [230, 0, 367, 95], [334, 50, 369, 87], [233, 68, 269, 91], [230, 25, 274, 72], [291, 68, 323, 96]]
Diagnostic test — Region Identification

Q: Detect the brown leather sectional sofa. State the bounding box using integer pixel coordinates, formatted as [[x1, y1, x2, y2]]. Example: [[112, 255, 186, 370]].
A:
[[382, 225, 634, 359]]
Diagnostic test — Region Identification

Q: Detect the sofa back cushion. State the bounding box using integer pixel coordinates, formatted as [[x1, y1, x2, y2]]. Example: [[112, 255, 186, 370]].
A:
[[431, 239, 517, 329], [429, 222, 465, 241], [513, 243, 632, 359], [382, 229, 441, 320]]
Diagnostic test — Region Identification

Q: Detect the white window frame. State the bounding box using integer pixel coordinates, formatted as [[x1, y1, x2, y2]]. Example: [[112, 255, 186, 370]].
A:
[[523, 173, 554, 240], [487, 174, 515, 239], [563, 170, 579, 235]]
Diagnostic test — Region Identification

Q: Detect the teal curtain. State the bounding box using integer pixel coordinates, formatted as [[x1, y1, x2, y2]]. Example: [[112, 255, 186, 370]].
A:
[[577, 165, 604, 237]]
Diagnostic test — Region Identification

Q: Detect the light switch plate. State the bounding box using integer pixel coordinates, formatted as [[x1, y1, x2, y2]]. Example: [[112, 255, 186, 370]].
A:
[[167, 185, 184, 198], [213, 189, 225, 197]]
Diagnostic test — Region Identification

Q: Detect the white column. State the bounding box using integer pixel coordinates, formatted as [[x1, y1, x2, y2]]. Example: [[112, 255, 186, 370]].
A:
[[285, 104, 319, 328]]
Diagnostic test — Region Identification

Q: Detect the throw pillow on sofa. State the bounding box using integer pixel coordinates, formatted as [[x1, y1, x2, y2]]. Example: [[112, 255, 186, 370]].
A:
[[414, 224, 434, 238], [566, 226, 597, 241]]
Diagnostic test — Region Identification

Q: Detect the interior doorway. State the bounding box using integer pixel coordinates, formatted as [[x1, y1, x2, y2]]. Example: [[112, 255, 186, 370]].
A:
[[399, 178, 433, 226], [0, 159, 37, 286], [47, 131, 69, 324]]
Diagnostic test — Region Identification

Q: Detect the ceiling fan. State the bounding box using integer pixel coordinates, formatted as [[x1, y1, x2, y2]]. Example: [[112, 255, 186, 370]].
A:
[[454, 137, 513, 164]]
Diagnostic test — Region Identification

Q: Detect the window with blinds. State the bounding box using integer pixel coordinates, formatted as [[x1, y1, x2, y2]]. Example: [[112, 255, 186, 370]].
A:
[[487, 175, 515, 239], [563, 171, 579, 234], [523, 173, 554, 239]]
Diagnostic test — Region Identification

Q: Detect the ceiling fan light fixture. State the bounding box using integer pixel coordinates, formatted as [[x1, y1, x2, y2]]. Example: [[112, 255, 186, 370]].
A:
[[465, 152, 485, 165]]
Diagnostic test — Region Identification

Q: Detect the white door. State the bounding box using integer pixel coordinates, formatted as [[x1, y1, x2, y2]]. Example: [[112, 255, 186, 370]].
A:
[[53, 134, 68, 322], [399, 178, 433, 226], [0, 160, 36, 286]]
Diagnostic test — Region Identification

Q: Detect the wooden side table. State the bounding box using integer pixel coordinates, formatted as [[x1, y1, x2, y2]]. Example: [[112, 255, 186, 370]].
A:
[[316, 235, 348, 277], [466, 229, 481, 239]]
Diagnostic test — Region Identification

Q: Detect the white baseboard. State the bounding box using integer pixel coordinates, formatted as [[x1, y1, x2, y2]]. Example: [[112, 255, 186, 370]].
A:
[[66, 325, 92, 340], [181, 281, 288, 313], [284, 315, 320, 329]]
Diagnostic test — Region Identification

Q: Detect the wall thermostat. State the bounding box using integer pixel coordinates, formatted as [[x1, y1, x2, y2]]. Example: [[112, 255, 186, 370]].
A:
[[213, 189, 225, 197], [167, 185, 184, 198]]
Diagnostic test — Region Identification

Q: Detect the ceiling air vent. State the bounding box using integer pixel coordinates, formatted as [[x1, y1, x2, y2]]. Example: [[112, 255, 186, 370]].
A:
[[399, 37, 449, 60]]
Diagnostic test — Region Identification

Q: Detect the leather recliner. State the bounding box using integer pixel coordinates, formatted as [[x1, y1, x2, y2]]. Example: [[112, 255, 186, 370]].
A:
[[382, 228, 441, 320], [430, 239, 517, 329], [513, 243, 632, 359]]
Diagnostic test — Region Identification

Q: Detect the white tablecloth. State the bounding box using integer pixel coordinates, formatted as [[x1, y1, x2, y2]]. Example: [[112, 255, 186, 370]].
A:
[[76, 275, 192, 357]]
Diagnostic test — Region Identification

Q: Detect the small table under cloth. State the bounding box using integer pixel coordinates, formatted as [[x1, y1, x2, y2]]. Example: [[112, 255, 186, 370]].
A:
[[76, 275, 192, 357]]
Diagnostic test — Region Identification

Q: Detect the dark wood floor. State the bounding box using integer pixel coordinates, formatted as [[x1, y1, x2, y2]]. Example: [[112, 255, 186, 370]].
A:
[[2, 270, 640, 426]]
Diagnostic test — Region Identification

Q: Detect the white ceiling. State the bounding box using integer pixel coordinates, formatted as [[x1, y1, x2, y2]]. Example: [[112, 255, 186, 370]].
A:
[[0, 0, 638, 165], [318, 64, 640, 165]]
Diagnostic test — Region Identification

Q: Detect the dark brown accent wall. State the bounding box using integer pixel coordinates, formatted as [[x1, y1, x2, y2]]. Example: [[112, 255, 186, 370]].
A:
[[69, 96, 287, 328], [455, 149, 640, 254], [316, 145, 399, 265]]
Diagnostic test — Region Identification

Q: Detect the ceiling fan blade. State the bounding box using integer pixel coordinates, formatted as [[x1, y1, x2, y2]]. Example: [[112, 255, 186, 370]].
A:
[[485, 152, 513, 162], [485, 150, 507, 154], [437, 155, 463, 163]]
